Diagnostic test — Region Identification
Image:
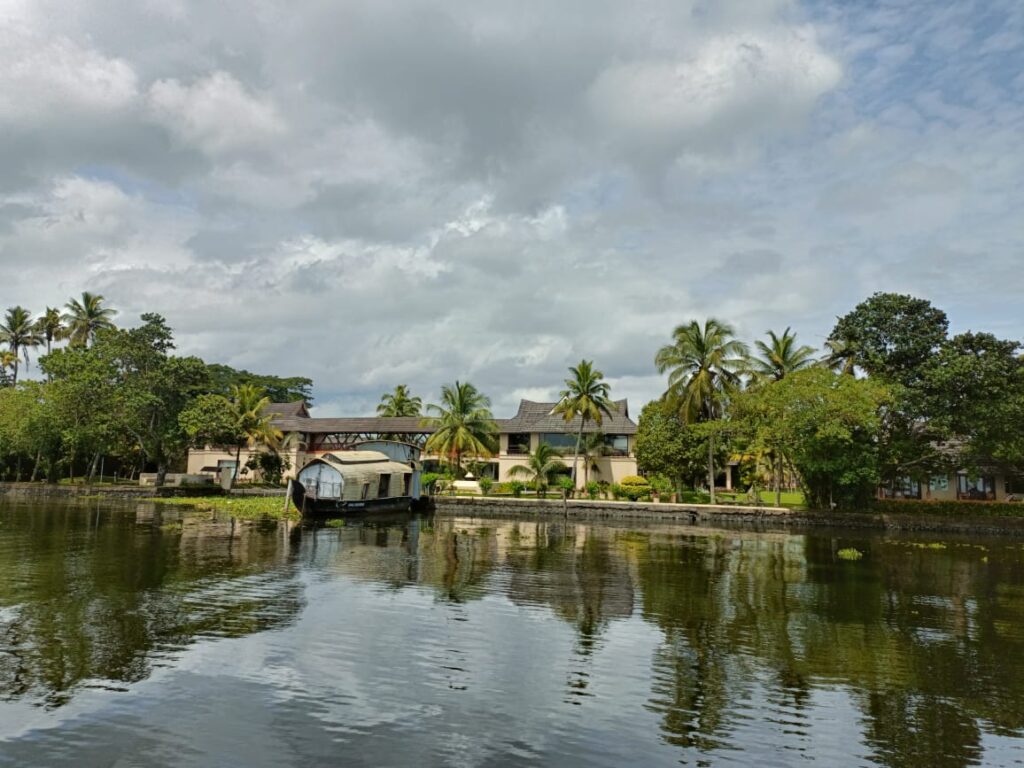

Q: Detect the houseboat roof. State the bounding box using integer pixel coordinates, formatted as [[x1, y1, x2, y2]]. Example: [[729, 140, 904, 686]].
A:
[[311, 451, 413, 474]]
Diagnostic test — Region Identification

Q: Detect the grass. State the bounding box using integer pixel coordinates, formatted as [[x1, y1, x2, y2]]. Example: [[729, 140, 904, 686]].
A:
[[143, 494, 299, 521], [716, 490, 807, 508]]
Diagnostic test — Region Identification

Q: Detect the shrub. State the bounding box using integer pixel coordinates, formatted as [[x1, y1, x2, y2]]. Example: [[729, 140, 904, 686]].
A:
[[586, 481, 600, 500], [479, 477, 494, 496], [421, 472, 441, 494], [509, 480, 526, 498], [620, 475, 650, 487], [648, 474, 674, 496], [556, 475, 575, 496], [874, 499, 1024, 517], [610, 483, 624, 500]]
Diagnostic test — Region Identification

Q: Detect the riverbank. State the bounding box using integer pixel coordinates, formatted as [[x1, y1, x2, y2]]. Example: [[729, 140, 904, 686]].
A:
[[431, 495, 1024, 536]]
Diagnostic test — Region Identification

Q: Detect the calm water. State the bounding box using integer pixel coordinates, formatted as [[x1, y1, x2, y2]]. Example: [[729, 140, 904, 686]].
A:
[[3, 500, 1024, 766]]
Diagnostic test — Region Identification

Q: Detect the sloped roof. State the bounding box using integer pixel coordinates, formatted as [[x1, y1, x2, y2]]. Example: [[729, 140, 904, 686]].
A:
[[499, 399, 636, 435], [265, 399, 636, 435]]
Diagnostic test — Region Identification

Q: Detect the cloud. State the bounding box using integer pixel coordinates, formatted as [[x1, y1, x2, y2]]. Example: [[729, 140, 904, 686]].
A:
[[148, 71, 285, 155], [0, 0, 1021, 416]]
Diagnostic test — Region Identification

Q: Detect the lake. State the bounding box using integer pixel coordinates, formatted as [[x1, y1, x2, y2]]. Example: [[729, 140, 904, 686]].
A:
[[2, 498, 1024, 767]]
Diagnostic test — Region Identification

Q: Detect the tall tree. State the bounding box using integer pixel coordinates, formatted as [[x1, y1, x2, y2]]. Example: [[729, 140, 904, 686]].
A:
[[509, 442, 567, 497], [422, 381, 498, 476], [63, 292, 117, 348], [34, 307, 65, 357], [828, 293, 948, 385], [655, 319, 748, 503], [750, 328, 817, 382], [634, 399, 712, 494], [552, 360, 616, 487], [0, 350, 16, 387], [0, 306, 42, 385], [376, 385, 423, 417], [226, 384, 282, 488], [204, 363, 313, 404]]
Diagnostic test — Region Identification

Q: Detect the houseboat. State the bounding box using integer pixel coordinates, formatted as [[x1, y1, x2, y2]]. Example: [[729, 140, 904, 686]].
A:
[[290, 450, 420, 515]]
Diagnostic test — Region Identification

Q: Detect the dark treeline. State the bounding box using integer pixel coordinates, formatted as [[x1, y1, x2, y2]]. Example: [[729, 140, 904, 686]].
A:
[[0, 293, 311, 484]]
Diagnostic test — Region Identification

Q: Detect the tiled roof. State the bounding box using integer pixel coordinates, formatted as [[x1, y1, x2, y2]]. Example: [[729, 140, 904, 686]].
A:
[[499, 399, 636, 435], [263, 401, 309, 419], [267, 399, 637, 435]]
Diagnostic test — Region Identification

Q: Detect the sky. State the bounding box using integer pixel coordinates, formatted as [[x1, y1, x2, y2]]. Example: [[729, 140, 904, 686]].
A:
[[1, 0, 1021, 417]]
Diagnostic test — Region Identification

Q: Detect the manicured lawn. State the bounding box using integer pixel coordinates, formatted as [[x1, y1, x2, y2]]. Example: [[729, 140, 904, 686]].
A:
[[716, 490, 807, 508]]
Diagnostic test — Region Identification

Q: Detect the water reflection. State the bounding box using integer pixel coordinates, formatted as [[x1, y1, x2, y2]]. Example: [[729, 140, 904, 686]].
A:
[[3, 499, 1024, 767]]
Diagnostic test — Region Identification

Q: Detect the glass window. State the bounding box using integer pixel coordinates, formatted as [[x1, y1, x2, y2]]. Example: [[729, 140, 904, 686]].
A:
[[1007, 476, 1024, 495], [603, 434, 629, 455], [540, 433, 578, 453], [958, 474, 995, 500], [507, 433, 531, 455], [882, 477, 921, 499]]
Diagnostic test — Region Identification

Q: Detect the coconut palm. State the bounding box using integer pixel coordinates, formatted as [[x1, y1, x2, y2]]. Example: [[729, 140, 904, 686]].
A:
[[823, 338, 857, 376], [551, 360, 616, 487], [655, 319, 749, 503], [579, 431, 609, 486], [0, 350, 17, 386], [422, 381, 498, 475], [0, 306, 42, 385], [509, 442, 567, 498], [228, 384, 282, 488], [63, 292, 117, 347], [376, 384, 423, 417], [749, 327, 817, 382], [34, 307, 65, 356]]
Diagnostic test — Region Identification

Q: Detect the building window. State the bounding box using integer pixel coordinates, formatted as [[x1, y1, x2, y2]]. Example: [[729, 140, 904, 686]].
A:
[[507, 433, 531, 455], [378, 474, 390, 498], [603, 434, 629, 456], [540, 433, 578, 453], [882, 477, 921, 499], [403, 473, 411, 496], [361, 483, 370, 500], [1007, 476, 1024, 495], [958, 474, 995, 500]]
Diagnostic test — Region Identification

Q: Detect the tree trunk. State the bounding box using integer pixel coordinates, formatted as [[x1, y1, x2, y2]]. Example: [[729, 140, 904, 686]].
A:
[[14, 455, 22, 482], [232, 443, 243, 489], [707, 433, 716, 505], [570, 418, 586, 489], [30, 451, 41, 482], [774, 454, 782, 508], [156, 462, 168, 488], [87, 452, 100, 484]]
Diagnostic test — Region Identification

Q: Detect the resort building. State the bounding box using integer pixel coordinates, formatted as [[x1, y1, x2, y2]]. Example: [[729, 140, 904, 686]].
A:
[[186, 399, 639, 489], [879, 471, 1023, 502]]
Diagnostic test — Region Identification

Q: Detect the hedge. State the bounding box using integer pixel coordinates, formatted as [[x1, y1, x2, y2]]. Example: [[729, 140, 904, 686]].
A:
[[874, 499, 1024, 517]]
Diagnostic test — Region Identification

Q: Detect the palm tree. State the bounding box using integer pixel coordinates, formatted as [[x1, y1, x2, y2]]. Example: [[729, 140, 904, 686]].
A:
[[422, 381, 498, 476], [0, 306, 42, 385], [228, 384, 282, 488], [376, 384, 423, 417], [509, 442, 567, 498], [0, 350, 16, 386], [749, 327, 817, 382], [655, 319, 749, 504], [579, 431, 608, 486], [551, 360, 616, 488], [823, 338, 856, 376], [34, 307, 65, 356], [63, 292, 117, 347]]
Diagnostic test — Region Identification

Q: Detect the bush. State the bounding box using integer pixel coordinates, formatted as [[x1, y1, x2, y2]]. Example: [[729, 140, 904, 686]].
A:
[[874, 499, 1024, 517], [586, 480, 600, 500], [648, 474, 674, 496], [610, 483, 624, 500], [479, 476, 494, 496], [620, 475, 650, 487], [509, 480, 526, 498], [556, 475, 575, 496], [421, 472, 442, 494]]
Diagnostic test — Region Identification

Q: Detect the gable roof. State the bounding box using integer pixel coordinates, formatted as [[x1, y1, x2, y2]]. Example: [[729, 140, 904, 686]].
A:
[[263, 401, 310, 419], [498, 399, 636, 435]]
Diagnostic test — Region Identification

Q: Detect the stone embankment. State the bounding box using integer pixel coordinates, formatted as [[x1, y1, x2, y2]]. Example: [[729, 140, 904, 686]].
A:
[[0, 483, 285, 500], [431, 495, 1024, 536]]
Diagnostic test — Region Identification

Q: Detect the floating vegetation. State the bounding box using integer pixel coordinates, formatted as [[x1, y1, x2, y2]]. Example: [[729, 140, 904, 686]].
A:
[[144, 495, 298, 521], [837, 547, 864, 560], [324, 518, 346, 528]]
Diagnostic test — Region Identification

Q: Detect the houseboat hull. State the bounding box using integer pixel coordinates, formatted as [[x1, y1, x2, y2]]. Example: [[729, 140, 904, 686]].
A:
[[290, 479, 412, 516]]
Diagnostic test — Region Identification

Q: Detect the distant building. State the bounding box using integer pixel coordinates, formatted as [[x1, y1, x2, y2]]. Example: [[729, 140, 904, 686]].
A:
[[186, 399, 639, 488]]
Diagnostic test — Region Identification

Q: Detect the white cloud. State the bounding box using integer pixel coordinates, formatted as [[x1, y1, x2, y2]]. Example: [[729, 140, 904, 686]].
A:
[[148, 71, 285, 155]]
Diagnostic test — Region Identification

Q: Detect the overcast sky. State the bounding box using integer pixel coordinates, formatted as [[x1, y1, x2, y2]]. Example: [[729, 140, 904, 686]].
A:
[[1, 0, 1021, 416]]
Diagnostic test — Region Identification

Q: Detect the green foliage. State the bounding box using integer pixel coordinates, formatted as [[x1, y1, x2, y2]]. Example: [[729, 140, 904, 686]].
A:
[[508, 480, 526, 498], [376, 384, 422, 416], [244, 451, 290, 485], [647, 474, 674, 495], [749, 327, 817, 382], [610, 483, 624, 500], [420, 472, 442, 493], [874, 500, 1024, 518], [478, 476, 494, 496], [837, 548, 863, 561], [62, 292, 117, 348], [620, 475, 650, 487], [829, 292, 948, 385], [556, 475, 575, 495], [732, 368, 891, 509], [585, 480, 600, 500], [423, 381, 498, 473], [204, 363, 313, 404], [509, 442, 568, 497], [635, 399, 715, 490], [552, 360, 616, 482], [0, 306, 42, 385]]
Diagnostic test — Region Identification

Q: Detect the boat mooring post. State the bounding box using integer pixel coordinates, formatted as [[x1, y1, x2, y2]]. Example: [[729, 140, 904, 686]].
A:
[[284, 479, 292, 515]]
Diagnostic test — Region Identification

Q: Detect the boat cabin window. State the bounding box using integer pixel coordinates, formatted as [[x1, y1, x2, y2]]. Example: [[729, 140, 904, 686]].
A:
[[378, 474, 390, 498], [403, 473, 411, 495], [361, 482, 370, 500]]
